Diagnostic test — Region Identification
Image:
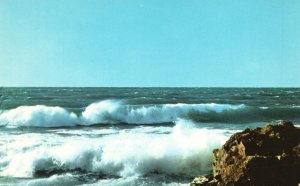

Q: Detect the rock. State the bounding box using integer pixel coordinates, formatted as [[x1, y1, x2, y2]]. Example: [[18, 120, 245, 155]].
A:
[[190, 174, 217, 186], [191, 121, 300, 186]]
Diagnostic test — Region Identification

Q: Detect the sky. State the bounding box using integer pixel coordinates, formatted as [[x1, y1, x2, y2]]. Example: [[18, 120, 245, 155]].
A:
[[0, 0, 299, 87]]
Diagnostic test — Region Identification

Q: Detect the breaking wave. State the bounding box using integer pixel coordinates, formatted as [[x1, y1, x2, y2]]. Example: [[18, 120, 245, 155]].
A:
[[0, 105, 78, 127], [0, 120, 229, 178], [1, 99, 299, 127], [81, 100, 244, 125], [0, 100, 245, 127]]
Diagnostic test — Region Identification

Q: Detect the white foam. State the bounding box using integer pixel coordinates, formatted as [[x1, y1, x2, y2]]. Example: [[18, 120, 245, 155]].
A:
[[0, 100, 245, 127], [0, 120, 230, 178], [81, 100, 123, 124], [80, 176, 188, 186], [80, 177, 141, 186], [26, 174, 79, 186], [81, 100, 245, 125], [50, 128, 119, 135], [0, 105, 78, 127]]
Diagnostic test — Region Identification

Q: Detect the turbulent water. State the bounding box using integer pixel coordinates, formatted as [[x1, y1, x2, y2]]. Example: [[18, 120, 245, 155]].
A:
[[0, 87, 300, 186]]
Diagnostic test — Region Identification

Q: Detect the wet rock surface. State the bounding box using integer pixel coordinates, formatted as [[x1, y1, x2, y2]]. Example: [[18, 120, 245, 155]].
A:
[[191, 121, 300, 186]]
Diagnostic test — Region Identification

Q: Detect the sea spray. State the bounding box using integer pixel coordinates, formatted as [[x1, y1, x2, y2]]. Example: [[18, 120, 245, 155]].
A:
[[0, 100, 245, 127], [0, 105, 78, 127], [0, 120, 229, 178]]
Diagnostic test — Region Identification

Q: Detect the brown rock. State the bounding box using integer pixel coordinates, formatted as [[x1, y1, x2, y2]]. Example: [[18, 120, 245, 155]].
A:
[[191, 121, 300, 186]]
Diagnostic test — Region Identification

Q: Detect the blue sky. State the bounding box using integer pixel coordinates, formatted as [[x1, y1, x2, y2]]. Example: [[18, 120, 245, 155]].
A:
[[0, 0, 299, 87]]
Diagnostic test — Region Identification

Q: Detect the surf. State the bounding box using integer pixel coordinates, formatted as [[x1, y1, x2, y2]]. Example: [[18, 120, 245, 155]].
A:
[[0, 100, 245, 127]]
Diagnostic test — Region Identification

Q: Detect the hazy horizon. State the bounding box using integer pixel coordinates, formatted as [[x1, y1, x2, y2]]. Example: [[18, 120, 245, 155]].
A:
[[2, 86, 300, 88]]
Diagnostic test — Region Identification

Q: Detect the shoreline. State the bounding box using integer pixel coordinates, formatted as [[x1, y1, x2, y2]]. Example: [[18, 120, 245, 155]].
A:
[[191, 121, 300, 186]]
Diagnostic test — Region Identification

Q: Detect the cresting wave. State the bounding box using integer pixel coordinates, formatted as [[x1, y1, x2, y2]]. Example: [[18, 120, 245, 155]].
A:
[[0, 100, 245, 127], [0, 121, 229, 178], [0, 105, 78, 127], [1, 100, 300, 127]]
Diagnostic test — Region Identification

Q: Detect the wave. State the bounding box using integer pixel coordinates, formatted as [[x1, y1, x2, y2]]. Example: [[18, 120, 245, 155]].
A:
[[1, 99, 299, 127], [0, 120, 229, 178], [81, 100, 245, 125], [0, 100, 245, 127], [0, 105, 78, 127]]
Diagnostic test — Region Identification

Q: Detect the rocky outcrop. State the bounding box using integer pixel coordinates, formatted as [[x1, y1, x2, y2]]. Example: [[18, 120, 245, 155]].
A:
[[191, 121, 300, 186]]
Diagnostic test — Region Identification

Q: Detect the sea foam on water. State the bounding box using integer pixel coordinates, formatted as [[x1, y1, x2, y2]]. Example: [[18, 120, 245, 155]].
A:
[[0, 120, 230, 179], [0, 100, 245, 127]]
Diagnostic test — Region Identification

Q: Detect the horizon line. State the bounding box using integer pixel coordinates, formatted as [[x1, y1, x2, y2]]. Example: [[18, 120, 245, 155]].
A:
[[1, 86, 300, 88]]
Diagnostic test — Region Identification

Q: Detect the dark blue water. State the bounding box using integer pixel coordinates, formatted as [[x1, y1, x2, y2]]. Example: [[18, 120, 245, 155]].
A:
[[1, 88, 300, 125]]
